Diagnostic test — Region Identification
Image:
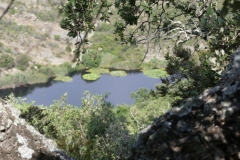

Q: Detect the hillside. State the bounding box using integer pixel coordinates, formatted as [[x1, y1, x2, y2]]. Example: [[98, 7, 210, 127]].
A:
[[0, 0, 171, 89], [0, 0, 74, 75]]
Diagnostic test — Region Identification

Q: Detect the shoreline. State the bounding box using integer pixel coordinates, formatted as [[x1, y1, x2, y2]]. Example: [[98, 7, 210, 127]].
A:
[[0, 66, 162, 91]]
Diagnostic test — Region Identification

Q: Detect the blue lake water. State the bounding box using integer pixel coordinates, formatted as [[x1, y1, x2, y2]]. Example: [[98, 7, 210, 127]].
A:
[[0, 72, 161, 106]]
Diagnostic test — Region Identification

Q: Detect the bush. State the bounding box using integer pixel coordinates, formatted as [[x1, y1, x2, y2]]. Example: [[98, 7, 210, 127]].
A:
[[173, 45, 191, 60], [10, 92, 135, 160], [39, 66, 55, 77], [54, 35, 61, 41], [16, 54, 31, 71], [65, 45, 72, 52], [0, 53, 15, 69], [82, 50, 101, 68]]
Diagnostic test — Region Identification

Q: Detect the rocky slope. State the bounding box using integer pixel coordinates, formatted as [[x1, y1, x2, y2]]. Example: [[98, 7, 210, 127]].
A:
[[0, 100, 74, 160], [130, 46, 240, 160], [0, 0, 73, 75]]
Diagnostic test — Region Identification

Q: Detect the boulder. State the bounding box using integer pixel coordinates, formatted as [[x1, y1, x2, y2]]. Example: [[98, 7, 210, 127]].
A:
[[0, 100, 74, 160], [130, 46, 240, 160]]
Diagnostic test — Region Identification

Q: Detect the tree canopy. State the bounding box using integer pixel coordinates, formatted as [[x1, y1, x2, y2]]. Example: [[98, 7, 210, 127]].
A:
[[60, 0, 240, 61]]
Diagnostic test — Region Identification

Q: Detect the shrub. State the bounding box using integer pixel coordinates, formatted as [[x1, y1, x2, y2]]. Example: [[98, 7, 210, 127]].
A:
[[10, 92, 135, 159], [39, 66, 55, 77], [173, 45, 191, 60], [82, 50, 101, 68], [9, 8, 16, 15], [16, 54, 31, 71], [65, 45, 72, 52], [54, 35, 61, 41], [0, 53, 15, 69]]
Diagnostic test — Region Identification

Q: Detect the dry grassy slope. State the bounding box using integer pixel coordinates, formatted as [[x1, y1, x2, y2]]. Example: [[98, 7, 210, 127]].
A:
[[0, 0, 74, 74]]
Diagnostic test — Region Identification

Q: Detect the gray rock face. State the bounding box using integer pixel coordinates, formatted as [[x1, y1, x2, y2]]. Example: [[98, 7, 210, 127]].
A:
[[0, 101, 74, 160], [130, 46, 240, 160]]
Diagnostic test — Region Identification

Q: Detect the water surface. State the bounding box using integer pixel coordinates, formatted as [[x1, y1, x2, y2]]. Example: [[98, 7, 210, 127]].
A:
[[0, 72, 161, 106]]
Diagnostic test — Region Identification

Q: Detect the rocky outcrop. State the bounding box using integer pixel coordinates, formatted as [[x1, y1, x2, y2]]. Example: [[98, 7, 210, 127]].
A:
[[0, 101, 74, 160], [130, 47, 240, 160]]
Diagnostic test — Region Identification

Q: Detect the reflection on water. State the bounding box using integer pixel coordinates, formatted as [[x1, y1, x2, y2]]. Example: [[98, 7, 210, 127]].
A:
[[0, 72, 161, 106]]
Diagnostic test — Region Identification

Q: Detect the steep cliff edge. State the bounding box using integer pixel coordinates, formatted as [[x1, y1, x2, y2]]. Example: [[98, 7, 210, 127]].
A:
[[0, 101, 73, 160], [130, 47, 240, 160]]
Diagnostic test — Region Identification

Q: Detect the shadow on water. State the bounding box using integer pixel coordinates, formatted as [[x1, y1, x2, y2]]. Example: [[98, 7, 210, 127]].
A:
[[0, 79, 55, 99], [0, 71, 82, 99]]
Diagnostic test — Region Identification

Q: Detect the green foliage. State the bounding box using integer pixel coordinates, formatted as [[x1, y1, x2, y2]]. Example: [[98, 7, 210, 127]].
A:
[[82, 50, 101, 68], [206, 49, 230, 75], [0, 53, 15, 69], [5, 48, 12, 53], [162, 48, 221, 107], [0, 62, 83, 89], [209, 13, 240, 53], [82, 73, 101, 81], [109, 70, 127, 77], [54, 76, 73, 82], [10, 92, 135, 160], [38, 66, 55, 77], [86, 68, 110, 74], [16, 54, 31, 71], [60, 0, 113, 58], [54, 35, 60, 41], [142, 69, 169, 78], [65, 45, 72, 53], [1, 72, 28, 87], [9, 8, 16, 15], [90, 33, 144, 69], [221, 0, 240, 18], [173, 45, 191, 61], [130, 87, 172, 131], [139, 59, 167, 70]]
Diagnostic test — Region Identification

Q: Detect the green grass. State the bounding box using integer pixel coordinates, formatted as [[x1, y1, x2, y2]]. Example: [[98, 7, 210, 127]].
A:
[[54, 76, 73, 82], [82, 73, 101, 81], [0, 62, 83, 89], [86, 68, 110, 74], [142, 69, 169, 78], [109, 71, 127, 77]]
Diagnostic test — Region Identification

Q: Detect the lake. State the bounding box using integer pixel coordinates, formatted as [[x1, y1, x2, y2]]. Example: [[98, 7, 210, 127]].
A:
[[0, 72, 162, 106]]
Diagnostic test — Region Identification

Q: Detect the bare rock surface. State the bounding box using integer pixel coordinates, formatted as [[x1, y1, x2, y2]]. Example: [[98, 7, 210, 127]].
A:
[[130, 46, 240, 160], [0, 101, 74, 160]]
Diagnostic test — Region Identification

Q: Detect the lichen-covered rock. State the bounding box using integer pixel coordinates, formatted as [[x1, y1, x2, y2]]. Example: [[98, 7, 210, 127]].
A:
[[130, 46, 240, 160], [0, 101, 74, 160]]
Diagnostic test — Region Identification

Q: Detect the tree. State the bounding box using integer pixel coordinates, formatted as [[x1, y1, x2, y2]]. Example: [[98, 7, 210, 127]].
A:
[[60, 0, 112, 62], [114, 0, 240, 55], [60, 0, 240, 58]]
